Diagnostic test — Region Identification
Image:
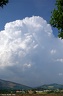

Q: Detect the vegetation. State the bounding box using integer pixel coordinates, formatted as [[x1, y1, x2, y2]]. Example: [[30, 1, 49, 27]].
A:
[[0, 79, 31, 90], [0, 80, 63, 95], [50, 0, 63, 39], [0, 0, 9, 8], [0, 89, 63, 96]]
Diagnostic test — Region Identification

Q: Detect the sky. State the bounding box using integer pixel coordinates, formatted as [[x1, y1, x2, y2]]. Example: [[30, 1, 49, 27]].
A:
[[0, 0, 63, 87]]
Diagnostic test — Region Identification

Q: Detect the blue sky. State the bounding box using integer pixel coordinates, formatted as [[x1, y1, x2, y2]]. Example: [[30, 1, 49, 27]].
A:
[[0, 0, 58, 36], [0, 0, 56, 31], [0, 0, 63, 87]]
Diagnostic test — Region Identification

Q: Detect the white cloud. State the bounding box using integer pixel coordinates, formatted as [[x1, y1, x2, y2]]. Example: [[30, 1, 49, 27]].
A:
[[21, 63, 32, 72], [56, 59, 63, 63], [50, 49, 56, 54], [23, 63, 32, 68], [33, 44, 38, 49], [0, 16, 63, 86], [58, 73, 63, 76], [0, 16, 53, 68]]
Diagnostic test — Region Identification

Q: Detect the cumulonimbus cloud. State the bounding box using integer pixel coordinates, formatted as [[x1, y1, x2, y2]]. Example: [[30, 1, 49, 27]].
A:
[[0, 16, 63, 86], [0, 16, 53, 68]]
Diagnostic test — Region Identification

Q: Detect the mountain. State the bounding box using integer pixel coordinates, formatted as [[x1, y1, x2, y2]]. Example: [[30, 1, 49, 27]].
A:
[[0, 79, 31, 90], [34, 83, 63, 90], [0, 79, 63, 91]]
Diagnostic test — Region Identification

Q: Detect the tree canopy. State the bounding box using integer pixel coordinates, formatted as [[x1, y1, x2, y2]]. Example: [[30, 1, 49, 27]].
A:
[[0, 0, 9, 8], [50, 0, 63, 39]]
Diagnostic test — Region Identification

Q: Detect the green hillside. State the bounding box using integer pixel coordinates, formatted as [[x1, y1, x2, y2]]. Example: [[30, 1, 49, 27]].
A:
[[0, 79, 31, 90], [34, 83, 63, 90]]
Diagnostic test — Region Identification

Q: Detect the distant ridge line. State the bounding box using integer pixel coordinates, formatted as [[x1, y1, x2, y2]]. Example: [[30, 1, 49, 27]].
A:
[[0, 79, 32, 90]]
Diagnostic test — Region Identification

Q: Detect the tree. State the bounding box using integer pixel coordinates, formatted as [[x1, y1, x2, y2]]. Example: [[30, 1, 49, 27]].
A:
[[50, 0, 63, 39], [0, 0, 9, 8]]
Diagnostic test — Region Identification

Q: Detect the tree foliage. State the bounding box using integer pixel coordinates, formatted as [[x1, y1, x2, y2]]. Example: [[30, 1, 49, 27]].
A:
[[0, 0, 9, 8], [50, 0, 63, 39]]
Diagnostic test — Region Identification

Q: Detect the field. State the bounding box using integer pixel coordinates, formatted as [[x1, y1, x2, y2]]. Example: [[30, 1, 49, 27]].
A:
[[15, 94, 63, 96], [0, 94, 63, 96], [16, 94, 63, 96]]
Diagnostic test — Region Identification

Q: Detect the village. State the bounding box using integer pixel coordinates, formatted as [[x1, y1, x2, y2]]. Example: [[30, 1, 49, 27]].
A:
[[0, 88, 63, 96]]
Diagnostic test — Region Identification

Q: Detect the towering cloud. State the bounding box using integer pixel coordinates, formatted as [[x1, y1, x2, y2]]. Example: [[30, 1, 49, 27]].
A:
[[0, 16, 63, 86]]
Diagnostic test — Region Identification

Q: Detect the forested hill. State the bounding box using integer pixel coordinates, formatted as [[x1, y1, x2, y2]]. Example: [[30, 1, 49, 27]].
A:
[[34, 83, 63, 90], [0, 79, 31, 90]]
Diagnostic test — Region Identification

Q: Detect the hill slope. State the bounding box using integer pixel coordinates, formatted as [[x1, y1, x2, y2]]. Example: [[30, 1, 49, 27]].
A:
[[35, 83, 63, 90], [0, 79, 31, 90]]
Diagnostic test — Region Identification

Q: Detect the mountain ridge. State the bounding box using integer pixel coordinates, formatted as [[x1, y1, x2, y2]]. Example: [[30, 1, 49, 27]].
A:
[[34, 83, 63, 90], [0, 79, 31, 90], [0, 79, 63, 90]]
